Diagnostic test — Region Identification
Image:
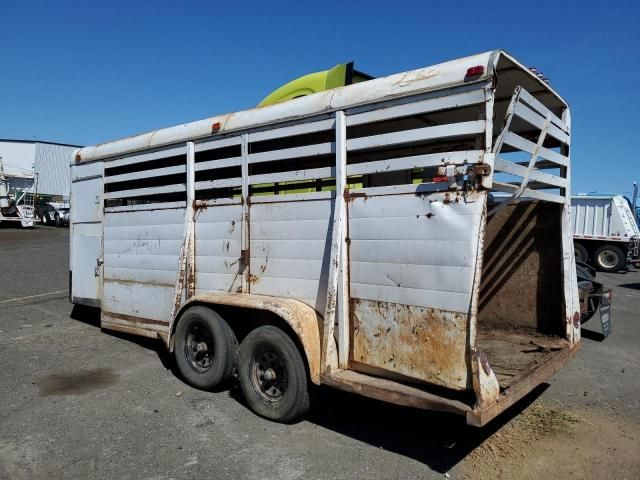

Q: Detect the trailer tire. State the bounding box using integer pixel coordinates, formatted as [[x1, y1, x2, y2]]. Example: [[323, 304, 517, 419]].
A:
[[574, 242, 588, 263], [594, 244, 626, 272], [174, 306, 238, 390], [238, 325, 310, 423]]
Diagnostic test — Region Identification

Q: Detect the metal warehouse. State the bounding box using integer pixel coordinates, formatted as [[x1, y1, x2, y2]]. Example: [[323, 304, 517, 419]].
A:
[[0, 139, 81, 198]]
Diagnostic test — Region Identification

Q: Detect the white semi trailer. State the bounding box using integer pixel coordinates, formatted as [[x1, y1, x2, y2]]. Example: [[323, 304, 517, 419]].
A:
[[70, 50, 579, 426], [572, 194, 640, 272]]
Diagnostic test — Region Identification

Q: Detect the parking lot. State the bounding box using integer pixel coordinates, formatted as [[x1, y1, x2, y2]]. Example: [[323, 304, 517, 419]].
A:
[[1, 225, 639, 480]]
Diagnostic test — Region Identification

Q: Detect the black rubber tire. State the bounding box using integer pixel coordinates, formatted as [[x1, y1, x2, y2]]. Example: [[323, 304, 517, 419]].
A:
[[594, 244, 626, 272], [174, 306, 237, 390], [574, 242, 588, 264], [238, 325, 310, 423], [41, 213, 50, 226], [54, 213, 62, 227]]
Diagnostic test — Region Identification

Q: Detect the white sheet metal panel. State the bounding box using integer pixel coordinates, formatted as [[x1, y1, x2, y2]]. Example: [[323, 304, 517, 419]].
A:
[[71, 222, 102, 302], [571, 195, 640, 239], [249, 199, 334, 312], [102, 208, 186, 321], [102, 281, 175, 322], [70, 165, 103, 305], [71, 175, 103, 223], [348, 190, 486, 390], [194, 204, 243, 294], [348, 191, 485, 313], [72, 161, 103, 181]]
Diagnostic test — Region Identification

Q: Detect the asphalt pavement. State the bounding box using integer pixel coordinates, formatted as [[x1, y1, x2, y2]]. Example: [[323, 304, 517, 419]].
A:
[[1, 225, 638, 479]]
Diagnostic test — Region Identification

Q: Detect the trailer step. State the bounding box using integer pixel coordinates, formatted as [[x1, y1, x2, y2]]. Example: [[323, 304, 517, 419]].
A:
[[321, 369, 471, 416]]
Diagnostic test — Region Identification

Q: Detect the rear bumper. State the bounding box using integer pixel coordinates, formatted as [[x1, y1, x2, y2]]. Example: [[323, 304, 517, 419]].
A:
[[466, 344, 579, 426]]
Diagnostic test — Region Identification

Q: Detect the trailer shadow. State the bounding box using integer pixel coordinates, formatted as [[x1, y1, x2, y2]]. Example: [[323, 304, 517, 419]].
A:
[[302, 384, 548, 474], [70, 304, 172, 369], [68, 304, 547, 473]]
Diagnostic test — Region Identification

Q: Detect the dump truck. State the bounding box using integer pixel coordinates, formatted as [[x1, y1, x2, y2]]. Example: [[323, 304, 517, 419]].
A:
[[572, 194, 640, 272], [70, 50, 579, 426]]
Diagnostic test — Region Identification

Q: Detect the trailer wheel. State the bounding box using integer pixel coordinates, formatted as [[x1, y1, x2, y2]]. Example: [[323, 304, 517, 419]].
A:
[[174, 306, 237, 390], [594, 244, 626, 272], [574, 242, 588, 263], [238, 325, 310, 423]]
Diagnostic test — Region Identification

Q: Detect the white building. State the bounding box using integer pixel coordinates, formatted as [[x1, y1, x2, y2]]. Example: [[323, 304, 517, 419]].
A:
[[0, 139, 81, 198]]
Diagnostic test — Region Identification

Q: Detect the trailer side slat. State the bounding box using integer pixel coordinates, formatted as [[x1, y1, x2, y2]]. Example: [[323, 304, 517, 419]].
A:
[[346, 89, 485, 126], [103, 184, 186, 199], [502, 131, 568, 167], [194, 157, 242, 171], [248, 142, 335, 165], [347, 120, 485, 151], [513, 103, 569, 144], [517, 88, 568, 132], [492, 181, 565, 203], [104, 164, 187, 184], [346, 150, 483, 176], [249, 167, 335, 185], [194, 177, 242, 190], [249, 118, 336, 142], [494, 157, 567, 188], [106, 146, 187, 169]]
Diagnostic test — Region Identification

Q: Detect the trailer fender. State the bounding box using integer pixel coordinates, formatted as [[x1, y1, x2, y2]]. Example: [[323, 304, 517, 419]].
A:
[[170, 292, 323, 385]]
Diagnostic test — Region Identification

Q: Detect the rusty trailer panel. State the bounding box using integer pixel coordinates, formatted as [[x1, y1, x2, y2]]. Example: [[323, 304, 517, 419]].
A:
[[350, 300, 470, 390]]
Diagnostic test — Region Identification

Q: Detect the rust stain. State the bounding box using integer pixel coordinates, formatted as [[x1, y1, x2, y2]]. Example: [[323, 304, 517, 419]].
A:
[[350, 299, 469, 390], [248, 274, 260, 284], [346, 191, 368, 202], [193, 200, 208, 211]]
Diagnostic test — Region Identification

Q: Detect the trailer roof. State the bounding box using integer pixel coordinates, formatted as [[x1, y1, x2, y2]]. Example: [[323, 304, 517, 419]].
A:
[[74, 50, 569, 163]]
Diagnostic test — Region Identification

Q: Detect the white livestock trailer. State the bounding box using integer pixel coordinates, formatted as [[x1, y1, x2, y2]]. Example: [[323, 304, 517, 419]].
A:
[[572, 194, 640, 272], [70, 50, 579, 426]]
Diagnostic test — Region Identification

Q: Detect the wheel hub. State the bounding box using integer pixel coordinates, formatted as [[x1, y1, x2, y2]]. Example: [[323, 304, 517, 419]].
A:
[[184, 323, 214, 372], [252, 350, 287, 401], [598, 250, 619, 268]]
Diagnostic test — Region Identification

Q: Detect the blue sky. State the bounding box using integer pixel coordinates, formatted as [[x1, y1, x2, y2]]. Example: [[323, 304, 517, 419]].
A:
[[1, 0, 638, 195]]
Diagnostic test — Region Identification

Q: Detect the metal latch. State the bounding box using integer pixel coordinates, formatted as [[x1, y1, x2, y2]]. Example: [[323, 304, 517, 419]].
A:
[[240, 249, 250, 270], [94, 257, 103, 277]]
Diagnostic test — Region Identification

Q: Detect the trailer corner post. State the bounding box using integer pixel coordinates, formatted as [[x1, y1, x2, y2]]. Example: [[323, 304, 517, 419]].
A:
[[322, 111, 349, 371], [241, 133, 250, 293], [168, 141, 196, 333]]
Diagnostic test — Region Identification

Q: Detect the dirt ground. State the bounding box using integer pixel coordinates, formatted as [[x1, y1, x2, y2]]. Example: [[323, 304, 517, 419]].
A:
[[464, 402, 639, 479], [1, 225, 639, 479]]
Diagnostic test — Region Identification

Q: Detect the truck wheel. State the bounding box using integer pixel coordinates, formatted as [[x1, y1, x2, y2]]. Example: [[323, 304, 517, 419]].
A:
[[174, 306, 237, 390], [238, 325, 310, 423], [41, 213, 49, 226], [574, 242, 588, 263], [594, 244, 626, 272], [54, 213, 62, 227]]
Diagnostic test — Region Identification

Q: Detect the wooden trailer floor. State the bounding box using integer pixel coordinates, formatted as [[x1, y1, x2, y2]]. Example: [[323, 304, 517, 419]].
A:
[[477, 325, 570, 389]]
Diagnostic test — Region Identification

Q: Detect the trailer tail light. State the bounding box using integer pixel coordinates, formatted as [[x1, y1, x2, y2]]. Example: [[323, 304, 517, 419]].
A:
[[211, 122, 221, 134], [433, 176, 449, 183], [465, 65, 484, 77]]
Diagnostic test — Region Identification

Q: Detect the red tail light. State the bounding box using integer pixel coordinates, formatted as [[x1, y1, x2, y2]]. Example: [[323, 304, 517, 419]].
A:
[[466, 65, 484, 77]]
